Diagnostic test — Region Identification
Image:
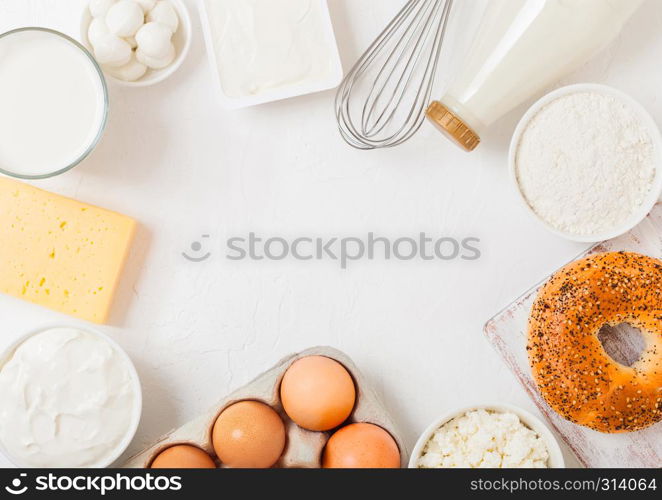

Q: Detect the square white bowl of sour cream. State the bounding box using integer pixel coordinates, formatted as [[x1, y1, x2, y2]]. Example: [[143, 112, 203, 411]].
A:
[[199, 0, 344, 109]]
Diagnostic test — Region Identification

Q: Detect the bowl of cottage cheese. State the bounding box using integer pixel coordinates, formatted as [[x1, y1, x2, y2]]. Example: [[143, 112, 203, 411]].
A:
[[410, 404, 565, 468]]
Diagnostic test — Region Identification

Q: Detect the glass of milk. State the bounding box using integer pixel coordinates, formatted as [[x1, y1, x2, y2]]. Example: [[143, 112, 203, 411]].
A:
[[0, 28, 108, 179]]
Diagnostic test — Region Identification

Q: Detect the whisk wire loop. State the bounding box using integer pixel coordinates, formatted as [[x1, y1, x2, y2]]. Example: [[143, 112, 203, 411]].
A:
[[335, 0, 454, 150]]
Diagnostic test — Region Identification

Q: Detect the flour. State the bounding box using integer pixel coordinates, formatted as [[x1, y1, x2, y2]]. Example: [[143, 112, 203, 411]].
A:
[[515, 92, 656, 236]]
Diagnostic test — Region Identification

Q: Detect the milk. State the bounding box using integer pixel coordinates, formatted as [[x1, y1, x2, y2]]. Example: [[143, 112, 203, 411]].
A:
[[0, 29, 107, 178], [429, 0, 645, 148]]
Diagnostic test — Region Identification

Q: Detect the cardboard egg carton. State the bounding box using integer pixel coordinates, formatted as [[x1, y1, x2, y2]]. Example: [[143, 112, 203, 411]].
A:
[[123, 346, 408, 468]]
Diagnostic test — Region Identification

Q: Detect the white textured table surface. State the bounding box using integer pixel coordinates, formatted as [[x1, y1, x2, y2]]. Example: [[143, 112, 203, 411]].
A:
[[1, 0, 662, 468]]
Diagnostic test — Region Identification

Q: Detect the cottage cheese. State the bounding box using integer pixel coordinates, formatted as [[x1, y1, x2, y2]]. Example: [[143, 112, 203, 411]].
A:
[[416, 409, 549, 468]]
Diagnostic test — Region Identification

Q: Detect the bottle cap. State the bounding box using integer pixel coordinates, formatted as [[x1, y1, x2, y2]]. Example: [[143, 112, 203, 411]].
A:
[[426, 101, 480, 152]]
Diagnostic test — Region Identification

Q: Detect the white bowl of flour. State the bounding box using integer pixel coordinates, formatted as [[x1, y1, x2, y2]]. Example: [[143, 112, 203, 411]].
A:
[[510, 84, 662, 242]]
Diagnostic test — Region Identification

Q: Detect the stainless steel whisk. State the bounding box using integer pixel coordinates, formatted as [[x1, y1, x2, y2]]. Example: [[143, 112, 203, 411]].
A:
[[335, 0, 454, 150]]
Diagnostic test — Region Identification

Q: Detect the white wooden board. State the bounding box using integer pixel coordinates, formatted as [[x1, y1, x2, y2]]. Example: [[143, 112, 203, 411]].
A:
[[485, 204, 662, 468]]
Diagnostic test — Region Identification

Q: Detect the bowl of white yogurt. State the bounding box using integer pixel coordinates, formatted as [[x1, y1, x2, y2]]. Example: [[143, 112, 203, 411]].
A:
[[509, 83, 662, 243], [0, 28, 108, 179], [0, 325, 142, 468], [409, 403, 565, 468]]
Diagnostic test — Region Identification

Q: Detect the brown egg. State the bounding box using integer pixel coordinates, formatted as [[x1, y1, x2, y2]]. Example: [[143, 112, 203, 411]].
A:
[[212, 400, 286, 468], [322, 423, 401, 468], [150, 445, 216, 469], [280, 356, 356, 431]]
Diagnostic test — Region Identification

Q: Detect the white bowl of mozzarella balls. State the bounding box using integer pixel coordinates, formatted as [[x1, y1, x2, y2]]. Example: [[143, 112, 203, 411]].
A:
[[82, 0, 191, 86]]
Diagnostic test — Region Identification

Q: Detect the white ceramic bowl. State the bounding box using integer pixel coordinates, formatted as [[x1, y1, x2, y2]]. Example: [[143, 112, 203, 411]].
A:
[[0, 324, 142, 468], [81, 0, 192, 87], [409, 403, 565, 468], [509, 83, 662, 243]]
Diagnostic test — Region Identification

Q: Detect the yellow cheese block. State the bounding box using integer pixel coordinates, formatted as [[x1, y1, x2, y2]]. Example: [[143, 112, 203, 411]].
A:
[[0, 177, 136, 323]]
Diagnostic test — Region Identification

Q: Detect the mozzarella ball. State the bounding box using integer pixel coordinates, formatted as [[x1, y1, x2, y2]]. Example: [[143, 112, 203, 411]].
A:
[[134, 0, 156, 12], [136, 43, 175, 69], [89, 0, 117, 18], [147, 1, 179, 34], [108, 53, 147, 81], [88, 17, 110, 48], [125, 35, 138, 49], [135, 22, 172, 58], [94, 34, 132, 67], [106, 0, 144, 37]]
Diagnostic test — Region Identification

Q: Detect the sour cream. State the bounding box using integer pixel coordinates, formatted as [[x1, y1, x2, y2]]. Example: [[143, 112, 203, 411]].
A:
[[204, 0, 336, 98], [0, 327, 139, 468], [0, 29, 107, 178]]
